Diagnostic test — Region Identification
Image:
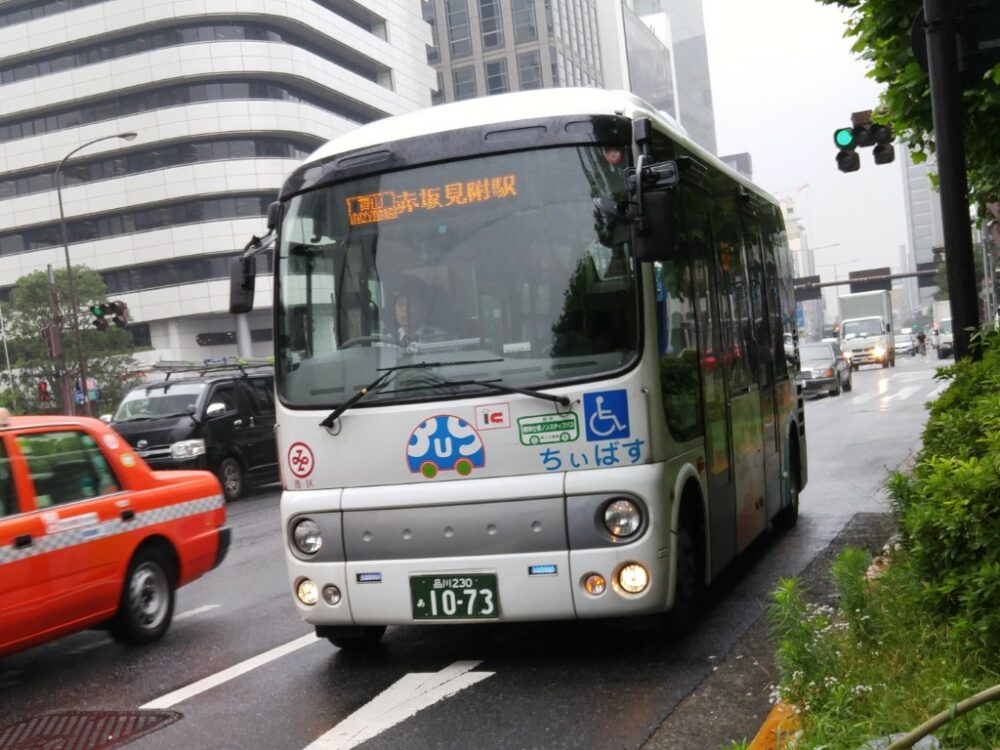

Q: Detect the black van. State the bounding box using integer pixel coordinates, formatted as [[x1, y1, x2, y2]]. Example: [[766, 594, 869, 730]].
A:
[[107, 364, 278, 501]]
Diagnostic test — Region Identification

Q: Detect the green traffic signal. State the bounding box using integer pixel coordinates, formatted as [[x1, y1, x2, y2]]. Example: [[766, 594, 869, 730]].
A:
[[833, 127, 855, 148]]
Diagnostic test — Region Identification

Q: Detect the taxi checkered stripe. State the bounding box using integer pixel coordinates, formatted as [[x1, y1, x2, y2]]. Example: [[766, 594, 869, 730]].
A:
[[0, 494, 224, 565]]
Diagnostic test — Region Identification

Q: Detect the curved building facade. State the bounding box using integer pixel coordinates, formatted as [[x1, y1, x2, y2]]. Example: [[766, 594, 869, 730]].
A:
[[0, 0, 434, 362]]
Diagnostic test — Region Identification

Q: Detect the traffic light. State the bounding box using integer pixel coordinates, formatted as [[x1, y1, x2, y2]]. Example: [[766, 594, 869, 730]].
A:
[[90, 303, 109, 330], [90, 301, 128, 330], [38, 381, 50, 402], [834, 111, 895, 172], [872, 124, 895, 165], [833, 128, 860, 173]]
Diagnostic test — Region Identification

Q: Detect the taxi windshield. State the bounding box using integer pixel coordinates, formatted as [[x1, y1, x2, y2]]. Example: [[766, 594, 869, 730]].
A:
[[275, 145, 639, 408], [113, 383, 206, 421]]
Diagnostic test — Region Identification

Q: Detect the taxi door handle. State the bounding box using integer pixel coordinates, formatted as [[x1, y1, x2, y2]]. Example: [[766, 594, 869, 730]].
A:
[[14, 534, 32, 549], [121, 509, 135, 522]]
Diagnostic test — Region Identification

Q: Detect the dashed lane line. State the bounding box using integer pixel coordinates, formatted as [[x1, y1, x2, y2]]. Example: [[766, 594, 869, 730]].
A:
[[140, 633, 320, 709]]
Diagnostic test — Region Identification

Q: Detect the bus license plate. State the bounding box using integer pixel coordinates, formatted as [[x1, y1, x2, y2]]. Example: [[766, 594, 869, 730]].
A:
[[410, 574, 499, 620]]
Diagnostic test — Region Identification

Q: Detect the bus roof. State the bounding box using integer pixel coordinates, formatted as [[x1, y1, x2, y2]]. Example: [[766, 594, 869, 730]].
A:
[[299, 87, 776, 208]]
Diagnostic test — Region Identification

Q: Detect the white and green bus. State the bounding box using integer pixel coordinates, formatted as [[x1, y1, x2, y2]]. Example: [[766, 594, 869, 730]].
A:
[[232, 88, 806, 648]]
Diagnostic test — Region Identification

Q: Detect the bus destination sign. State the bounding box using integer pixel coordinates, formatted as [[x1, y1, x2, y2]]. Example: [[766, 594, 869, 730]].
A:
[[345, 174, 518, 226]]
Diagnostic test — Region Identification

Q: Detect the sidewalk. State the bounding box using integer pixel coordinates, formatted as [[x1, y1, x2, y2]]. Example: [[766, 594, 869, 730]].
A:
[[641, 512, 897, 750]]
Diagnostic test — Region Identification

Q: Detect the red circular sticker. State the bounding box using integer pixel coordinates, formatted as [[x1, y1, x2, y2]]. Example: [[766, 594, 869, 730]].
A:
[[287, 442, 315, 479]]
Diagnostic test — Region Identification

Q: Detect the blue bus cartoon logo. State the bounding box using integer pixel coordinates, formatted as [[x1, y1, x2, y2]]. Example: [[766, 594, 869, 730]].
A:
[[583, 389, 630, 441], [406, 415, 486, 479]]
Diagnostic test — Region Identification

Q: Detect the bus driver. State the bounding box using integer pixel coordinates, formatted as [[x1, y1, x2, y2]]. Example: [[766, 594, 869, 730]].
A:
[[393, 277, 448, 345]]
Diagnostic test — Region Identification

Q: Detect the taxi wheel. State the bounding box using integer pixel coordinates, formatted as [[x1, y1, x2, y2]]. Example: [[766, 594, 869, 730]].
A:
[[111, 547, 175, 646], [220, 457, 244, 501]]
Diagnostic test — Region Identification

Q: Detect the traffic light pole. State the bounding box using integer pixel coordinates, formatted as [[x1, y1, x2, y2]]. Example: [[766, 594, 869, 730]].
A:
[[924, 0, 980, 359]]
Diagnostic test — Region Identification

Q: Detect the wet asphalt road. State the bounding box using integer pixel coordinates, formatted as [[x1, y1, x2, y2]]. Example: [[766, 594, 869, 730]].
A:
[[0, 354, 943, 750]]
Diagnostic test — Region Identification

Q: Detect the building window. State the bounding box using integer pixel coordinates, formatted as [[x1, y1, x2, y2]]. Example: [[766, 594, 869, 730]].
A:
[[0, 0, 108, 30], [131, 323, 152, 348], [513, 0, 537, 44], [432, 71, 445, 105], [196, 332, 237, 346], [423, 0, 440, 64], [0, 136, 319, 200], [0, 21, 387, 86], [0, 193, 273, 256], [517, 51, 542, 90], [452, 66, 477, 100], [479, 0, 503, 50], [0, 78, 385, 145], [446, 0, 472, 58], [484, 59, 509, 95]]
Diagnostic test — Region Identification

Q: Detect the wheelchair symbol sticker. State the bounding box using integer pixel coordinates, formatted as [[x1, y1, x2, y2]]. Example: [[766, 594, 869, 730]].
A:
[[583, 390, 630, 441]]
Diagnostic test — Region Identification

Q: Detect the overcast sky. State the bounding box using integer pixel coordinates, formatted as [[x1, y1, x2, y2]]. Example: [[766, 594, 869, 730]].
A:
[[702, 0, 910, 286]]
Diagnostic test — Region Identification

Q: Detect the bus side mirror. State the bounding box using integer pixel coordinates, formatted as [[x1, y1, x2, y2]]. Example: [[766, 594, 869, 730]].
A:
[[230, 255, 256, 314], [634, 189, 675, 263]]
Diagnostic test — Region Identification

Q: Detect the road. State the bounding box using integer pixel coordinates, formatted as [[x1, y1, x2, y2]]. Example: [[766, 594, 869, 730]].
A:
[[0, 354, 944, 750]]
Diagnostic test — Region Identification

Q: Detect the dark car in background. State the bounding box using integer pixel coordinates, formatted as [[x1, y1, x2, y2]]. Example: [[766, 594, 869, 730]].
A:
[[107, 364, 278, 501], [797, 341, 853, 397]]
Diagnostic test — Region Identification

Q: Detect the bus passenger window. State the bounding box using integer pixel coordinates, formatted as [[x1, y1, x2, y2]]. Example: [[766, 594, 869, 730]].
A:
[[655, 260, 701, 442]]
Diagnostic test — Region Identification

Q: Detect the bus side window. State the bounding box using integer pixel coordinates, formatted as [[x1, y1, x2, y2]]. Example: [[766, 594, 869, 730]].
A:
[[654, 259, 701, 442]]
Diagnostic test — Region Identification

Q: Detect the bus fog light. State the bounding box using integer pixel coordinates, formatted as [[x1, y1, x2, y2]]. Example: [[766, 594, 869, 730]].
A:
[[296, 578, 319, 605], [603, 498, 641, 538], [292, 518, 322, 555], [322, 584, 342, 606], [617, 563, 649, 594], [583, 573, 606, 596]]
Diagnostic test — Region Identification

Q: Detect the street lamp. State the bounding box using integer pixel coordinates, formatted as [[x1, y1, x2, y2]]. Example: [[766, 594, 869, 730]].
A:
[[55, 132, 137, 416]]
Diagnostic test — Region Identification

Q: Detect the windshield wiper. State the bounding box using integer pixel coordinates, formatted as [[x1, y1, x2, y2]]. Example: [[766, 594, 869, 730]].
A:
[[319, 358, 504, 429], [421, 377, 571, 407]]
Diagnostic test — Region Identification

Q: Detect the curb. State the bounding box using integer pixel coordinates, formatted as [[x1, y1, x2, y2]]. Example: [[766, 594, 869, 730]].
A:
[[747, 703, 799, 750]]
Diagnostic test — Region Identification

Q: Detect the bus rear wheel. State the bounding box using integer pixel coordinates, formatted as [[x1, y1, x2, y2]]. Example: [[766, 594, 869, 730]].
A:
[[318, 625, 386, 650]]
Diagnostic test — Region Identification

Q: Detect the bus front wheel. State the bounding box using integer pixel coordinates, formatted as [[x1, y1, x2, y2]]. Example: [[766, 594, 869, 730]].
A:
[[318, 624, 386, 650], [662, 521, 706, 638]]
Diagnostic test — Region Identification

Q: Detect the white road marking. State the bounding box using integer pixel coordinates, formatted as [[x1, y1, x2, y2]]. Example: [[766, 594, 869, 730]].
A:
[[140, 633, 320, 709], [883, 385, 920, 402], [928, 382, 948, 400], [850, 392, 878, 405], [174, 604, 221, 621], [305, 661, 494, 750]]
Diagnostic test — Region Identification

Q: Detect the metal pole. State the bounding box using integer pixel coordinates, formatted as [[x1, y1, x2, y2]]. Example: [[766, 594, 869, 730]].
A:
[[0, 302, 15, 407], [923, 0, 980, 359], [53, 132, 138, 416]]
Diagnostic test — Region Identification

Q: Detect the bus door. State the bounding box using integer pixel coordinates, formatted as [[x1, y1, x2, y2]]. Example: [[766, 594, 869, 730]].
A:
[[714, 203, 767, 553], [742, 212, 782, 520], [683, 188, 737, 575]]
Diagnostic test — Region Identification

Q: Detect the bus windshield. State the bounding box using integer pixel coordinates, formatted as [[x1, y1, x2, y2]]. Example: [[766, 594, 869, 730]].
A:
[[276, 145, 639, 408]]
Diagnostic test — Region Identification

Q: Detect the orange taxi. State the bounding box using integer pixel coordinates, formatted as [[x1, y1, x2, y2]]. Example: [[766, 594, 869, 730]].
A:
[[0, 410, 230, 657]]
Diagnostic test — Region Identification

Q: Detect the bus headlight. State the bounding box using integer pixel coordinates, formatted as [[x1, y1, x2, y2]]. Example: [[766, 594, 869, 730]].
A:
[[170, 438, 205, 460], [292, 518, 323, 555], [603, 498, 642, 538], [296, 578, 319, 605], [617, 563, 649, 594]]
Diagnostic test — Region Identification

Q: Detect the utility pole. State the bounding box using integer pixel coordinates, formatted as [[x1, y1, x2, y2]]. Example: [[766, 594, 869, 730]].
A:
[[46, 265, 73, 415], [923, 0, 981, 359]]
